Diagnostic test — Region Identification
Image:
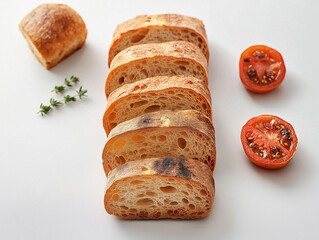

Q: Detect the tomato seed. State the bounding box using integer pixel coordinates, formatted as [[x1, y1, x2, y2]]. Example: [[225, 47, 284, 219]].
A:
[[243, 58, 250, 62]]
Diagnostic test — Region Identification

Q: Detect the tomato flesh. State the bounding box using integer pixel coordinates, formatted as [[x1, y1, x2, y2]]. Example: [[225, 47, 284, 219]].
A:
[[241, 115, 297, 169], [239, 45, 286, 93]]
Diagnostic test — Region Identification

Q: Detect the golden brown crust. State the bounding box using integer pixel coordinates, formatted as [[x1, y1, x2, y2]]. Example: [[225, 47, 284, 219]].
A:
[[108, 14, 209, 66], [103, 76, 212, 135], [106, 41, 208, 96], [105, 157, 215, 219], [19, 4, 87, 69], [107, 109, 215, 140]]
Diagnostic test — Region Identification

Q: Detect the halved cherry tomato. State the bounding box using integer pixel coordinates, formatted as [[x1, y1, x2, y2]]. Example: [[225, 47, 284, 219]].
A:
[[241, 115, 298, 169], [239, 45, 286, 93]]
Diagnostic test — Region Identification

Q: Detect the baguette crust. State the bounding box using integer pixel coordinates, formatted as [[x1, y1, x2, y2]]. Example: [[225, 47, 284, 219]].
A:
[[105, 157, 215, 219], [103, 110, 216, 173], [108, 14, 209, 66], [103, 76, 212, 135], [105, 41, 208, 97], [19, 4, 87, 69], [108, 109, 215, 140]]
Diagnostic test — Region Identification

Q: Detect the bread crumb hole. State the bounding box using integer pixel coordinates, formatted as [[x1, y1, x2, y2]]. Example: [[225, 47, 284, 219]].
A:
[[195, 197, 202, 201], [112, 194, 119, 201], [178, 138, 187, 149], [129, 208, 137, 213], [137, 194, 145, 197], [120, 206, 128, 210], [108, 112, 116, 121], [179, 66, 187, 71], [182, 198, 189, 204], [141, 154, 148, 159], [146, 191, 157, 197], [185, 184, 193, 189], [158, 96, 168, 100], [119, 76, 125, 84], [113, 140, 126, 150], [200, 189, 208, 196], [142, 166, 148, 172], [118, 156, 125, 164], [135, 198, 154, 206], [182, 191, 189, 195], [139, 84, 147, 90], [158, 135, 166, 142], [131, 135, 146, 142], [130, 180, 144, 185], [144, 105, 160, 113], [131, 34, 146, 43], [189, 204, 195, 210], [174, 60, 189, 65], [202, 103, 207, 109], [133, 85, 140, 91], [170, 201, 178, 205], [122, 214, 128, 217], [131, 100, 148, 108], [160, 186, 177, 193], [140, 69, 149, 78]]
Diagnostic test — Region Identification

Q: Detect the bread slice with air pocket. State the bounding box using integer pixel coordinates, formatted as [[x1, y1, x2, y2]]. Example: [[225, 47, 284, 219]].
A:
[[102, 110, 216, 174], [105, 157, 215, 219], [108, 14, 209, 66], [103, 75, 212, 135], [105, 41, 208, 97]]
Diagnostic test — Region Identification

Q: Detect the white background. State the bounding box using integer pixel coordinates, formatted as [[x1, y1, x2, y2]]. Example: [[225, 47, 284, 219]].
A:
[[1, 0, 318, 239]]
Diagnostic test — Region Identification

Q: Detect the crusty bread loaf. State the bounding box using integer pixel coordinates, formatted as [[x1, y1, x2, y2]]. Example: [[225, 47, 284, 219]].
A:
[[105, 41, 208, 97], [105, 157, 215, 219], [102, 110, 216, 174], [103, 76, 212, 135], [108, 14, 209, 66], [19, 4, 87, 69]]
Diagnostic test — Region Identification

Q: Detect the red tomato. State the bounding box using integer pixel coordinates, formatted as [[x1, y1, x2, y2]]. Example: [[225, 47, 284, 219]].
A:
[[241, 115, 298, 169], [239, 45, 286, 93]]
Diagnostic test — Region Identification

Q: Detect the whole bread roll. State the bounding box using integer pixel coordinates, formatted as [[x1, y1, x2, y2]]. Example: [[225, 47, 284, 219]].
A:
[[19, 4, 87, 69]]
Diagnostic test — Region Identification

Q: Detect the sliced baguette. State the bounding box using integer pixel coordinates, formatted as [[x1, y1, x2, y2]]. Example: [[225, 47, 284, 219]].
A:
[[108, 14, 209, 66], [105, 157, 215, 219], [102, 110, 216, 174], [19, 4, 87, 69], [103, 76, 212, 135], [105, 41, 208, 97]]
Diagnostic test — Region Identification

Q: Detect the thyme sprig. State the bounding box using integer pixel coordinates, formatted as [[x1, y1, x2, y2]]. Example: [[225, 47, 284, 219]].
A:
[[52, 76, 79, 93], [38, 87, 87, 116]]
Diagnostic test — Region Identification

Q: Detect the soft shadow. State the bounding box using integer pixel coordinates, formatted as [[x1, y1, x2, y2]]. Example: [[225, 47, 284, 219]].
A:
[[245, 72, 302, 107], [112, 193, 232, 240], [246, 143, 311, 188]]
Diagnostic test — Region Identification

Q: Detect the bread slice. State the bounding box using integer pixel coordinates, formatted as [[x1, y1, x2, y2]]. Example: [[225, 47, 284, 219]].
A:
[[108, 14, 209, 66], [103, 76, 212, 135], [105, 41, 208, 97], [105, 157, 215, 219], [102, 110, 216, 174], [19, 4, 87, 69]]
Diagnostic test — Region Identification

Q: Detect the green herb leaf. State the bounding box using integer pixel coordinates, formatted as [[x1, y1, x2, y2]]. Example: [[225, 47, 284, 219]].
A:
[[38, 77, 87, 116], [51, 76, 80, 93], [76, 86, 88, 99]]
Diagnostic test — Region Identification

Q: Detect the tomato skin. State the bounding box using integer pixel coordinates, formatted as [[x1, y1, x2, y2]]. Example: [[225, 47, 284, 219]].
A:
[[241, 115, 298, 169], [239, 45, 286, 93]]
